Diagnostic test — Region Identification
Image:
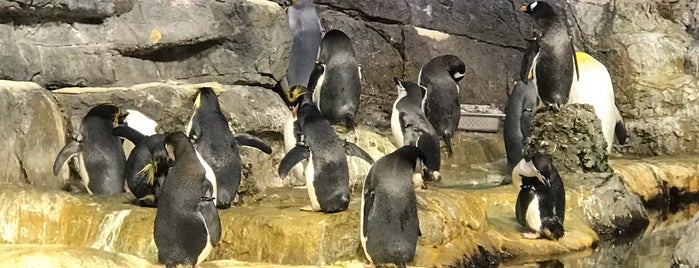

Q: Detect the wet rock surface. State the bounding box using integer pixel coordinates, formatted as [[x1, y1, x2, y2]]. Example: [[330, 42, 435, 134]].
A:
[[672, 210, 699, 268]]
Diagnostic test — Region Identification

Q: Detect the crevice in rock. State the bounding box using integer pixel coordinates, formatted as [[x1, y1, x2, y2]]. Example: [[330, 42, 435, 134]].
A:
[[16, 156, 31, 185], [117, 39, 223, 62], [0, 13, 105, 25], [565, 0, 589, 49], [315, 3, 405, 26], [364, 22, 407, 78]]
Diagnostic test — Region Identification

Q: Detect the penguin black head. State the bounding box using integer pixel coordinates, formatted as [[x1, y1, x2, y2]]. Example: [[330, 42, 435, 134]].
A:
[[394, 78, 427, 103], [193, 87, 221, 111], [87, 103, 122, 127], [520, 1, 557, 21], [441, 55, 466, 82], [163, 132, 194, 163], [285, 85, 315, 116]]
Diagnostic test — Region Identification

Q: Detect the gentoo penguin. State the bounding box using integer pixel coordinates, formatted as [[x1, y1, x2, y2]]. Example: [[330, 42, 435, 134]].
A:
[[361, 145, 423, 268], [186, 87, 272, 209], [391, 78, 441, 182], [568, 51, 627, 152], [502, 81, 538, 185], [278, 85, 374, 213], [117, 109, 159, 160], [308, 29, 362, 128], [154, 132, 221, 268], [113, 126, 169, 207], [513, 152, 565, 240], [418, 54, 466, 155], [286, 0, 322, 88], [520, 1, 579, 110], [53, 103, 126, 195]]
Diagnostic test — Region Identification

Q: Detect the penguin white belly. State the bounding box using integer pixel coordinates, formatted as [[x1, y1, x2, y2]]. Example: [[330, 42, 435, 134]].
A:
[[359, 177, 373, 263], [391, 101, 404, 147], [304, 153, 321, 211], [77, 153, 92, 195], [196, 212, 213, 265], [283, 117, 305, 185], [195, 150, 217, 200], [312, 71, 325, 112], [525, 195, 542, 233], [568, 54, 616, 153]]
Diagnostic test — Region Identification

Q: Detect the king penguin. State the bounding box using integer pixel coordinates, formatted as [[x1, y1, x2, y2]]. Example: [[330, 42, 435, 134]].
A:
[[53, 103, 126, 195], [418, 54, 466, 156], [361, 145, 424, 268], [502, 81, 538, 185], [520, 1, 579, 110], [568, 51, 627, 152], [278, 85, 374, 213], [113, 125, 169, 207], [186, 87, 272, 209], [391, 78, 441, 182], [154, 132, 221, 268], [308, 29, 361, 128], [513, 152, 566, 240], [286, 0, 323, 88]]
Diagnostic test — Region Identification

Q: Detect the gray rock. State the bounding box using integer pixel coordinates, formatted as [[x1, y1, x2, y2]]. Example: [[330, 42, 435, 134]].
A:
[[0, 0, 133, 21], [525, 104, 611, 173], [0, 81, 69, 189], [578, 172, 649, 240], [0, 0, 291, 89], [672, 211, 699, 267]]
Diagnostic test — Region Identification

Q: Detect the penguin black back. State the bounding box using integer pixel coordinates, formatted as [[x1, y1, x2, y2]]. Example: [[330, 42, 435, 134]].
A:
[[418, 55, 465, 156], [502, 81, 537, 184], [287, 0, 322, 88], [186, 87, 240, 209], [115, 127, 169, 207], [155, 132, 221, 267], [362, 145, 423, 267]]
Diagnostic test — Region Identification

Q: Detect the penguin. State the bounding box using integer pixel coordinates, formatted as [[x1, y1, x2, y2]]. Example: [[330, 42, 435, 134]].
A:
[[520, 1, 579, 110], [568, 51, 627, 152], [502, 81, 538, 185], [513, 152, 565, 240], [418, 54, 466, 156], [391, 78, 441, 182], [361, 145, 423, 268], [286, 0, 322, 88], [113, 126, 169, 207], [120, 109, 158, 136], [185, 87, 272, 209], [308, 29, 362, 128], [278, 85, 374, 213], [154, 132, 221, 268], [53, 103, 126, 195]]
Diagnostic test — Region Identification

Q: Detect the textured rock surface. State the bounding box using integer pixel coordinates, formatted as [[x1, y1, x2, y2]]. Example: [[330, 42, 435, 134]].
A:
[[0, 0, 290, 89], [0, 81, 68, 189], [525, 104, 611, 173], [672, 210, 699, 268]]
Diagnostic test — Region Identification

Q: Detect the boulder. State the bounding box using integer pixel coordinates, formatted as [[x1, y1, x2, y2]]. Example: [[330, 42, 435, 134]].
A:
[[672, 210, 699, 268], [0, 0, 291, 89], [0, 80, 68, 189]]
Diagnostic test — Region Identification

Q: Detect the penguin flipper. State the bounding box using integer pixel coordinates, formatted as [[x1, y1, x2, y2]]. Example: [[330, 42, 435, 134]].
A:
[[520, 39, 539, 83], [53, 140, 82, 175], [362, 177, 375, 239], [199, 199, 221, 245], [113, 126, 147, 144], [343, 141, 374, 164], [235, 134, 272, 154], [278, 145, 310, 179], [571, 40, 580, 81], [614, 108, 627, 145], [515, 185, 535, 227], [307, 61, 325, 93]]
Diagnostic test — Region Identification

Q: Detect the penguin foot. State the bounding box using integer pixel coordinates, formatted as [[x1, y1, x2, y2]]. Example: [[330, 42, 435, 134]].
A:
[[522, 232, 541, 239], [293, 185, 307, 189], [300, 205, 316, 211]]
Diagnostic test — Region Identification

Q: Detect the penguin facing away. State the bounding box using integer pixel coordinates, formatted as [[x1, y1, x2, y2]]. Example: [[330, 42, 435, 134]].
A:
[[113, 125, 169, 207], [418, 54, 465, 156], [154, 132, 221, 268], [286, 0, 323, 88], [185, 87, 272, 209], [391, 78, 441, 182], [502, 81, 538, 185], [53, 103, 126, 195], [361, 145, 424, 268], [513, 152, 566, 240], [278, 85, 374, 213], [568, 51, 627, 152], [309, 29, 362, 128], [520, 1, 579, 111]]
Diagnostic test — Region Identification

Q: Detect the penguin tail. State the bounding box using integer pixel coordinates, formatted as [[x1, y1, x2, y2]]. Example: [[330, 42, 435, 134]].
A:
[[541, 217, 564, 240], [443, 132, 454, 156]]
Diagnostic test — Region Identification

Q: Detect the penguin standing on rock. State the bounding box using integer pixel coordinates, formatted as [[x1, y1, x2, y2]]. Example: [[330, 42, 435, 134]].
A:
[[286, 0, 322, 88], [154, 132, 221, 268], [309, 29, 362, 128], [53, 103, 126, 195], [186, 87, 272, 209], [361, 145, 424, 268], [418, 55, 466, 156], [520, 1, 579, 110], [278, 85, 374, 213], [391, 78, 441, 182], [513, 152, 566, 240]]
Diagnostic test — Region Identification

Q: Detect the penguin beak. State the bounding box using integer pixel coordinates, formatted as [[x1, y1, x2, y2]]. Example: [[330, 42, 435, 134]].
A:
[[519, 5, 528, 12], [117, 110, 129, 125], [200, 196, 215, 202], [291, 104, 299, 117]]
